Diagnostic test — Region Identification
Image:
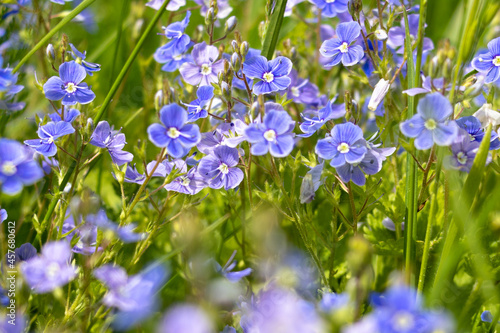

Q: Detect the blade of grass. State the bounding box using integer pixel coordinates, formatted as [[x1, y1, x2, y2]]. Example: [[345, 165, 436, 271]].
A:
[[261, 0, 288, 60], [13, 0, 97, 73]]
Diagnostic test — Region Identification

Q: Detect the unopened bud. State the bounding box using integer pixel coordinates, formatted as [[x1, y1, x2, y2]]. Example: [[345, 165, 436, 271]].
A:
[[240, 41, 249, 57], [374, 29, 388, 40], [231, 40, 239, 53], [225, 16, 237, 34], [230, 53, 241, 71], [205, 8, 215, 26], [154, 90, 164, 111], [368, 79, 390, 111], [46, 44, 55, 62]]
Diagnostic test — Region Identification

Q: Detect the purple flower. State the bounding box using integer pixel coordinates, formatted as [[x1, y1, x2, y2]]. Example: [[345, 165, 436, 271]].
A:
[[146, 0, 185, 11], [90, 121, 134, 165], [50, 0, 73, 4], [185, 86, 214, 122], [197, 122, 247, 153], [69, 44, 101, 76], [315, 122, 367, 167], [159, 304, 214, 333], [456, 115, 500, 150], [94, 262, 168, 330], [0, 55, 25, 112], [48, 108, 80, 123], [214, 250, 252, 282], [403, 76, 450, 96], [387, 14, 434, 55], [13, 243, 37, 264], [286, 69, 319, 104], [242, 55, 293, 95], [448, 129, 484, 173], [43, 61, 96, 105], [0, 139, 44, 195], [154, 48, 192, 72], [165, 167, 207, 195], [24, 121, 75, 157], [198, 146, 243, 190], [148, 103, 201, 158], [320, 22, 364, 67], [309, 0, 348, 17], [245, 110, 295, 157], [62, 212, 100, 255], [400, 93, 458, 150], [0, 208, 7, 224], [319, 292, 349, 313], [87, 210, 146, 244], [299, 98, 346, 137], [472, 37, 500, 84], [21, 241, 77, 293], [299, 162, 324, 204], [157, 11, 191, 56], [285, 0, 306, 16], [180, 42, 225, 86]]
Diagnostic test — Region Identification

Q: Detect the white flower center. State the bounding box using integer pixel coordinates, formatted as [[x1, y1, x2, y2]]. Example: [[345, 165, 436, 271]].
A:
[[1, 162, 17, 176], [264, 129, 277, 141], [393, 311, 414, 331], [46, 262, 61, 279], [337, 142, 350, 153], [291, 86, 300, 97], [263, 72, 274, 83], [218, 163, 229, 175], [173, 54, 183, 61], [457, 152, 467, 165], [65, 82, 77, 93], [424, 118, 437, 130], [326, 0, 335, 3], [339, 42, 349, 53], [201, 64, 212, 75], [167, 127, 180, 139], [181, 176, 190, 186], [47, 136, 54, 144], [493, 56, 500, 67]]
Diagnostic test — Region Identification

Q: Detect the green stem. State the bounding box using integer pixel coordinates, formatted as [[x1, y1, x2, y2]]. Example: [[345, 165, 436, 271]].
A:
[[13, 0, 98, 73], [261, 0, 288, 60]]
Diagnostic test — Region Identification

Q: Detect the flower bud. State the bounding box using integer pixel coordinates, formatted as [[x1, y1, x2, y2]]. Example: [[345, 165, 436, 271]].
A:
[[240, 41, 249, 57], [374, 29, 388, 41], [230, 53, 241, 71], [221, 81, 231, 101], [231, 40, 239, 53], [205, 7, 215, 26], [46, 44, 55, 63], [154, 90, 164, 111], [224, 16, 237, 34], [368, 79, 390, 111]]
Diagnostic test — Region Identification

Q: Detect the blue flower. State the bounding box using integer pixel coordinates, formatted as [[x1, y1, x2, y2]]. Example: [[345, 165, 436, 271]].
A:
[[400, 93, 458, 150], [0, 55, 25, 112], [21, 241, 77, 294], [309, 0, 348, 18], [24, 121, 75, 157], [245, 110, 295, 157], [214, 250, 252, 282], [86, 210, 146, 244], [299, 98, 346, 137], [180, 42, 225, 86], [11, 243, 37, 265], [320, 22, 364, 67], [448, 129, 484, 173], [148, 103, 201, 158], [48, 108, 80, 123], [154, 47, 192, 72], [387, 15, 434, 56], [165, 167, 207, 195], [456, 115, 500, 150], [158, 11, 191, 55], [472, 37, 500, 84], [69, 44, 101, 76], [286, 69, 319, 104], [0, 139, 44, 195], [62, 212, 100, 255], [315, 122, 367, 168], [185, 86, 214, 122], [299, 162, 324, 204], [94, 262, 168, 331], [319, 292, 349, 313], [146, 0, 185, 11], [90, 121, 134, 165], [242, 55, 292, 95], [0, 208, 7, 224], [159, 304, 214, 333], [43, 61, 96, 105], [50, 0, 73, 4], [198, 146, 243, 190]]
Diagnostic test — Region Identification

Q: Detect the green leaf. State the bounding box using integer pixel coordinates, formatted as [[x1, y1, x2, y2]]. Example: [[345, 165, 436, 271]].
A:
[[261, 0, 289, 60]]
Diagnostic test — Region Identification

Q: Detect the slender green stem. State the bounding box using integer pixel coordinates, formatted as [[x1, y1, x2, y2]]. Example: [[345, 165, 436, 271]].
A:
[[13, 0, 98, 73], [261, 0, 288, 60]]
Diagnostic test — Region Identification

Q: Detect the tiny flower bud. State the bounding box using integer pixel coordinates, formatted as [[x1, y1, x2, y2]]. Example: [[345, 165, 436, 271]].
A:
[[224, 16, 237, 34], [230, 53, 241, 70], [205, 8, 215, 26], [368, 79, 390, 111], [374, 29, 388, 40], [231, 40, 239, 53], [46, 44, 55, 62], [240, 41, 249, 57], [221, 81, 231, 101], [154, 90, 164, 111]]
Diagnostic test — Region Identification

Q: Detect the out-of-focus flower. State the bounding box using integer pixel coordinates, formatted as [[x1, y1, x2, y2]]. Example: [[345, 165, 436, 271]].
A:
[[12, 243, 37, 265], [403, 76, 450, 96], [94, 262, 168, 331], [320, 22, 364, 67], [387, 14, 434, 55], [24, 121, 75, 157], [180, 42, 225, 86], [456, 116, 500, 150], [214, 250, 252, 282], [43, 61, 96, 105], [300, 98, 346, 137], [0, 139, 44, 195], [448, 129, 485, 173], [400, 93, 458, 150], [147, 103, 201, 158], [245, 110, 295, 157], [62, 212, 100, 255], [299, 162, 324, 204], [242, 55, 293, 95], [0, 55, 25, 112], [315, 122, 367, 167], [309, 0, 348, 18], [90, 121, 134, 165], [198, 146, 243, 190], [158, 303, 214, 333], [69, 44, 101, 76], [146, 0, 186, 11], [50, 0, 73, 4], [87, 210, 146, 243], [185, 86, 214, 122], [319, 292, 349, 313], [0, 208, 7, 224], [471, 37, 500, 84], [21, 241, 77, 293], [285, 0, 306, 17]]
